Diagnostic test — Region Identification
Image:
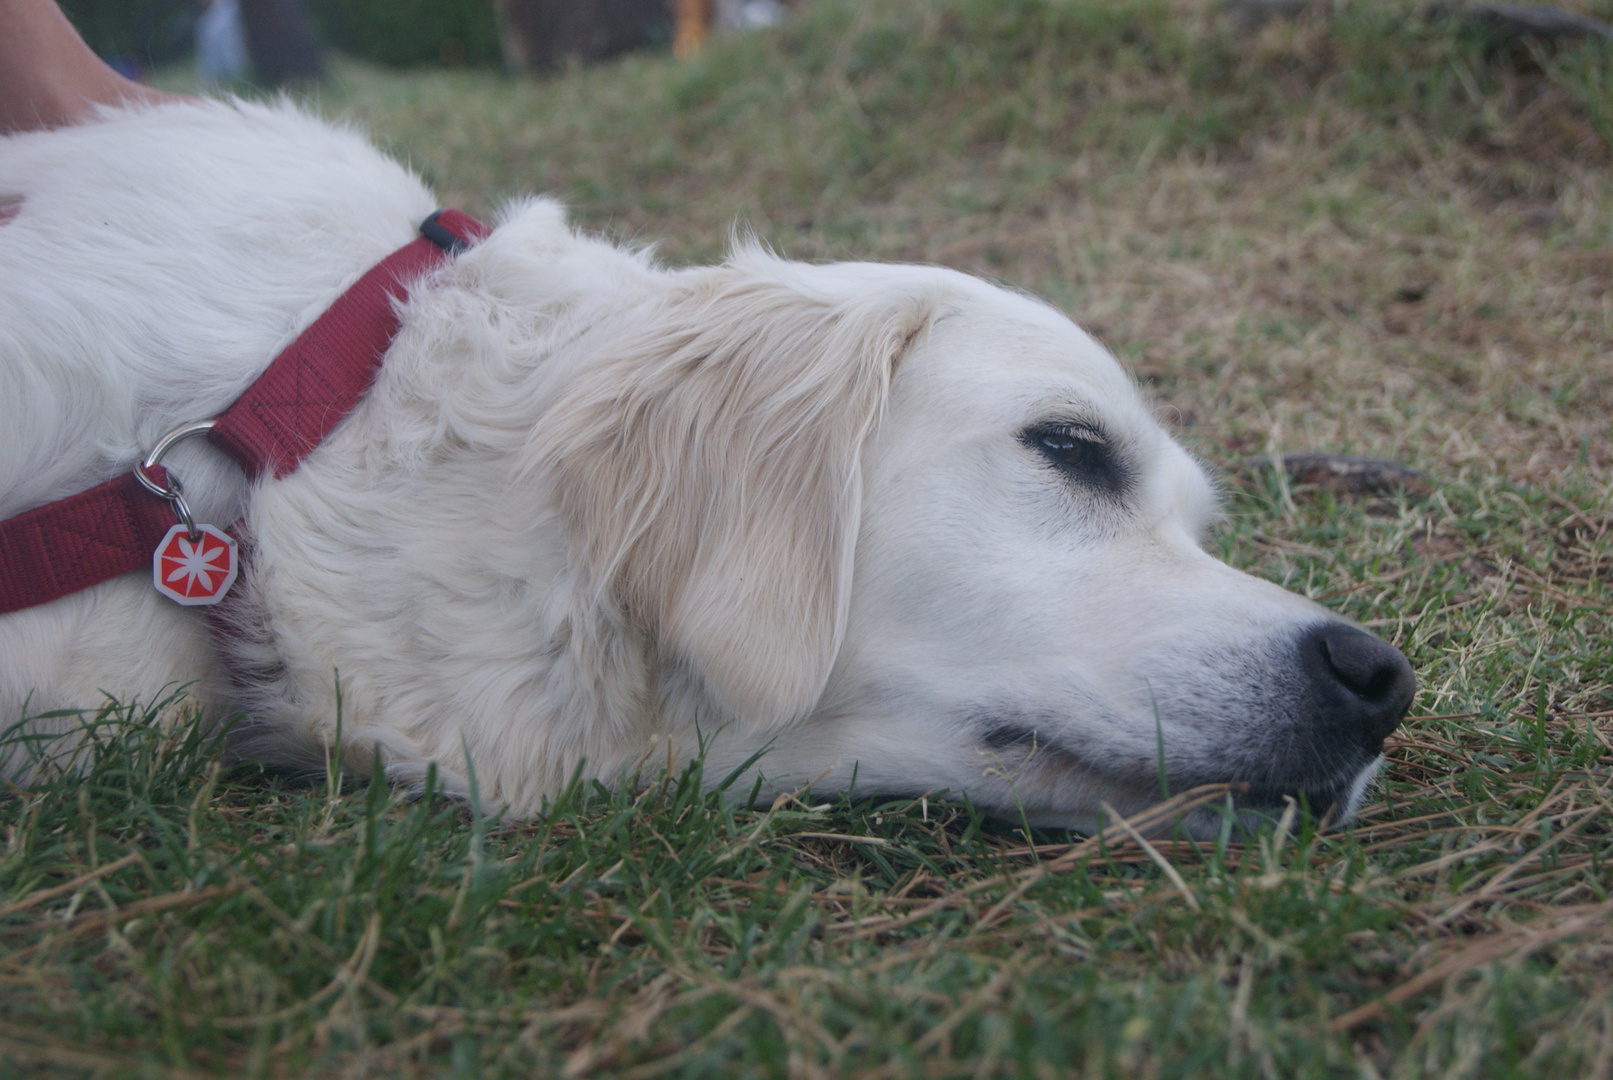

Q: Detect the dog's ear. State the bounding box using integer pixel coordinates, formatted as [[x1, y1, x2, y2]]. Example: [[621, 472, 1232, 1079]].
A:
[[533, 253, 937, 730]]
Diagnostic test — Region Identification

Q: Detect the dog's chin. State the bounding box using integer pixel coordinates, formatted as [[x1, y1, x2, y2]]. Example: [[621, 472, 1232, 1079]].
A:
[[1223, 754, 1386, 832], [1017, 755, 1387, 840]]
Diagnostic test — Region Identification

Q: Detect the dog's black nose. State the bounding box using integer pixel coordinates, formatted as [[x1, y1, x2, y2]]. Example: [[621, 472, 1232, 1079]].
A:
[[1302, 623, 1416, 747]]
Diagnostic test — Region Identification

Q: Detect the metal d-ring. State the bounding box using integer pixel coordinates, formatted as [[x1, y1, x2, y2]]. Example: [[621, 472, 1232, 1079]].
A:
[[135, 419, 216, 542]]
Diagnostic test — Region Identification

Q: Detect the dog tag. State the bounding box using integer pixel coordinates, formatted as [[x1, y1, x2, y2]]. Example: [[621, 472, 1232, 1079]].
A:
[[152, 523, 238, 606]]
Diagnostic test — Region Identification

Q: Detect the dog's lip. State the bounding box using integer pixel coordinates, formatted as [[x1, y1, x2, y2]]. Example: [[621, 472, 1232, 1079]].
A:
[[1218, 780, 1358, 820], [977, 719, 1378, 821]]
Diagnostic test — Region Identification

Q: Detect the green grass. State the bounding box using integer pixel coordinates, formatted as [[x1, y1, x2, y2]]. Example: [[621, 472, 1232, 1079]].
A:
[[11, 0, 1613, 1075]]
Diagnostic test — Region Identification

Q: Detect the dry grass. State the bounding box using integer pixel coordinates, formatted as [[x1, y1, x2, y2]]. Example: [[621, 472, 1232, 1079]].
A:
[[312, 0, 1613, 488], [6, 0, 1612, 1076]]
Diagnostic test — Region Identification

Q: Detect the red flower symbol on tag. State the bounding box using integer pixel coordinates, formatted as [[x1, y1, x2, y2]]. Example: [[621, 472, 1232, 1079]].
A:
[[153, 523, 238, 606]]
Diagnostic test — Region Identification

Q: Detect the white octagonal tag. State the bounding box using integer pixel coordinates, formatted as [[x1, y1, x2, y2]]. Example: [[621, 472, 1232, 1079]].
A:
[[152, 523, 238, 606]]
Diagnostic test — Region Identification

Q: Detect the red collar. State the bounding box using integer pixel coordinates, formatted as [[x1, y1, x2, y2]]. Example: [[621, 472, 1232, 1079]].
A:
[[0, 209, 489, 615]]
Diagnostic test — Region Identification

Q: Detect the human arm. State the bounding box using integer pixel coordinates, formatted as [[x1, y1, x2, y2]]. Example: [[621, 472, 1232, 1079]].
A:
[[0, 0, 186, 133]]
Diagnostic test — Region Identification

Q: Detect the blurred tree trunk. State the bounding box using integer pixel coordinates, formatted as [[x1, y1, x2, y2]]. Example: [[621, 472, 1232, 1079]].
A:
[[239, 0, 324, 86], [497, 0, 672, 72], [674, 0, 710, 58]]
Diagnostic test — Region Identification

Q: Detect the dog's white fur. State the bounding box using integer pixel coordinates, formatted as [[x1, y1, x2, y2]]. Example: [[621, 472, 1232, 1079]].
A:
[[1, 102, 1396, 832]]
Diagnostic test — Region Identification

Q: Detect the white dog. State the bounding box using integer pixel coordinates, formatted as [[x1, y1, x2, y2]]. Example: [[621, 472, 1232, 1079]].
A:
[[0, 102, 1414, 834]]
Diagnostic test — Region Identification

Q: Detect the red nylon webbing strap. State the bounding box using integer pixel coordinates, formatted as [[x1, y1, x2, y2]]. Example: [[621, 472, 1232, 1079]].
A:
[[0, 210, 489, 616], [0, 468, 176, 616], [209, 209, 490, 479]]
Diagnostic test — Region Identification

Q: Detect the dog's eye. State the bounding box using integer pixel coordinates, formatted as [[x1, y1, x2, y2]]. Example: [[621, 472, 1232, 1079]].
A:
[[1023, 422, 1128, 495]]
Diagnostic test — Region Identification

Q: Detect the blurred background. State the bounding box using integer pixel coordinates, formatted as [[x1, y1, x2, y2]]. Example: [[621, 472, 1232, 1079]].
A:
[[56, 0, 799, 87]]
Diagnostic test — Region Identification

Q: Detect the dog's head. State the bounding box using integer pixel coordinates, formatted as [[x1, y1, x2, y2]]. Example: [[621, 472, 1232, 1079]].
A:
[[529, 243, 1414, 834]]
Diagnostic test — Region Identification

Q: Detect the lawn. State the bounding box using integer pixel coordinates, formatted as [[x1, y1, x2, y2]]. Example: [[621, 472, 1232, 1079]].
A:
[[4, 0, 1612, 1076]]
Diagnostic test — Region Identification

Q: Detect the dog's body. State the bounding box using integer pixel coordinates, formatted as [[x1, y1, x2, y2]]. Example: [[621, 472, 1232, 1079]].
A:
[[0, 102, 1414, 833]]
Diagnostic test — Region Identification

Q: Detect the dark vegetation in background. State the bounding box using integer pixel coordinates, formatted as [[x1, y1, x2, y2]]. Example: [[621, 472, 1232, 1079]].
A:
[[59, 0, 323, 85], [56, 0, 197, 64], [56, 0, 677, 70], [499, 0, 675, 72], [291, 0, 678, 70], [303, 0, 503, 67], [55, 0, 502, 68]]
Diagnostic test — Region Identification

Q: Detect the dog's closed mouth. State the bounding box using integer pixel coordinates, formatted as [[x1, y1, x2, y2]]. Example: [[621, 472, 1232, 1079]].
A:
[[974, 705, 1393, 829]]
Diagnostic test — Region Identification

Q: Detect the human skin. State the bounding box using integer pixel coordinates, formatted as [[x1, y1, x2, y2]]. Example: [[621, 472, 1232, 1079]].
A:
[[0, 0, 186, 134]]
